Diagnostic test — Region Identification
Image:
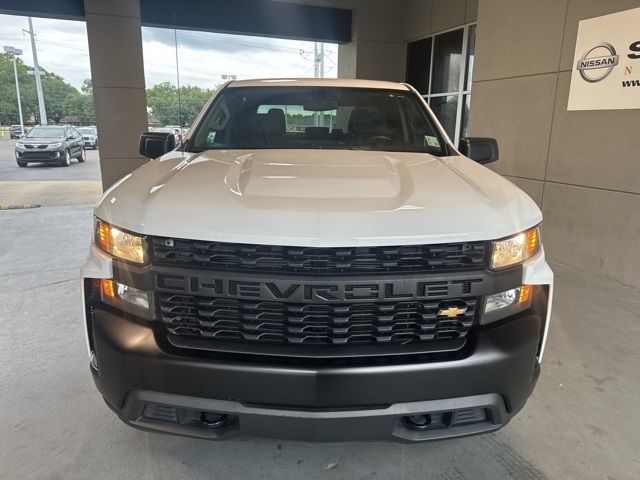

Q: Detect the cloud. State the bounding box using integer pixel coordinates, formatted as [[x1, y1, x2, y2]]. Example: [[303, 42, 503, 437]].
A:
[[0, 15, 91, 88], [141, 26, 337, 87], [0, 14, 337, 91], [143, 27, 302, 55]]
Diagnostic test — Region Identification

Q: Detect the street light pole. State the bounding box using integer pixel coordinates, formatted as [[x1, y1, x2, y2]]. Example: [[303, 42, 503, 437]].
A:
[[11, 51, 24, 134], [27, 17, 48, 125], [312, 43, 326, 126], [3, 46, 25, 135]]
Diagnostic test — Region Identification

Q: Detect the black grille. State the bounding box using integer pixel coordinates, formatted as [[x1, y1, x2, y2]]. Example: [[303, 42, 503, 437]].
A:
[[19, 152, 57, 160], [150, 238, 486, 275], [159, 293, 478, 347]]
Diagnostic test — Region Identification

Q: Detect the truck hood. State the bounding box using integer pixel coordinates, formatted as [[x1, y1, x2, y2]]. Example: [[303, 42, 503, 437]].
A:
[[95, 149, 542, 246]]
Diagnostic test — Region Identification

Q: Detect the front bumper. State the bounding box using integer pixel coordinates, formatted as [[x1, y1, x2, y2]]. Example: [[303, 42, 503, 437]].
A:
[[16, 149, 63, 162], [82, 245, 553, 442], [89, 305, 541, 442]]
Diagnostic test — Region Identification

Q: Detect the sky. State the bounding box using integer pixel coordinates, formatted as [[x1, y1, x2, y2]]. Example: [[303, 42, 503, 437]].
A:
[[0, 14, 337, 91]]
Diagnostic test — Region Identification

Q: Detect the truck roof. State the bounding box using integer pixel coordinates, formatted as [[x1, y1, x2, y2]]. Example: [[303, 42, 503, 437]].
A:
[[226, 78, 411, 90]]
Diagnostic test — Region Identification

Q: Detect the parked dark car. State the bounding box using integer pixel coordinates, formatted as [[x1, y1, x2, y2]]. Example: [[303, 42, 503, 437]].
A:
[[78, 126, 99, 149], [15, 125, 86, 167], [10, 125, 23, 139]]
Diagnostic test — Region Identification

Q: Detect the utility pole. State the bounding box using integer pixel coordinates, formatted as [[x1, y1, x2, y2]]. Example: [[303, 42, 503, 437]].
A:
[[313, 43, 319, 78], [313, 43, 325, 126], [26, 17, 47, 125], [313, 43, 325, 78], [3, 46, 25, 134]]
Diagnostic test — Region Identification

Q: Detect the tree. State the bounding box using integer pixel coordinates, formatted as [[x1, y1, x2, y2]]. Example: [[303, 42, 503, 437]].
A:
[[63, 91, 95, 124], [0, 53, 31, 125], [146, 82, 216, 126], [39, 71, 81, 121], [0, 51, 213, 128], [0, 53, 95, 125], [81, 78, 93, 96]]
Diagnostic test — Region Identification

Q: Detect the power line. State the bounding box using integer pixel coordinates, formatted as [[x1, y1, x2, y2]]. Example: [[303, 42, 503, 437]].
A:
[[34, 38, 87, 52]]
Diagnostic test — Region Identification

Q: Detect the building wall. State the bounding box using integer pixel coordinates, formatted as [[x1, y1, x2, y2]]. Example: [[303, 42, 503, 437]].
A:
[[81, 0, 640, 287], [469, 0, 640, 288], [84, 0, 149, 189], [335, 0, 477, 80], [405, 0, 478, 40]]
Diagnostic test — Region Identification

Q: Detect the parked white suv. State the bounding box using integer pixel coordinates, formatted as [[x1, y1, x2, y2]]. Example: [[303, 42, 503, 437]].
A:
[[82, 79, 553, 442]]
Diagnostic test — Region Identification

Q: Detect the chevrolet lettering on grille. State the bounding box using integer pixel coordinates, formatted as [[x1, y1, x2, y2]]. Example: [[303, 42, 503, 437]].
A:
[[155, 272, 483, 303]]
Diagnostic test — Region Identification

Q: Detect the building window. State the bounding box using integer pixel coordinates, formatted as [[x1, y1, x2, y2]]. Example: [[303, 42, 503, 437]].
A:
[[406, 23, 476, 146]]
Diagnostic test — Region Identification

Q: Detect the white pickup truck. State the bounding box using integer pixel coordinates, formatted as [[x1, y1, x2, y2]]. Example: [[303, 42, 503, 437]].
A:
[[81, 78, 553, 442]]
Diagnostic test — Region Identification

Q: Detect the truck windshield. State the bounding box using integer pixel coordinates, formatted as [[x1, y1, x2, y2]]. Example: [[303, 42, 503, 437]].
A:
[[189, 87, 447, 155]]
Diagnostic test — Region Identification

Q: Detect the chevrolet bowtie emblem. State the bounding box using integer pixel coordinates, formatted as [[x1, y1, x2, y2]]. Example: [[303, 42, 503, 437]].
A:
[[437, 306, 467, 318]]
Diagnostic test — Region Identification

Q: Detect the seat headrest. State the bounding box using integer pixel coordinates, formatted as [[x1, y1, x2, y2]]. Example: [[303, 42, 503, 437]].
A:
[[262, 108, 286, 135]]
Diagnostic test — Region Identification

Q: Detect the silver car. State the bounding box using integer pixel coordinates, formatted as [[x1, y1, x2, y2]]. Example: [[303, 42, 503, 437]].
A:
[[78, 126, 99, 149]]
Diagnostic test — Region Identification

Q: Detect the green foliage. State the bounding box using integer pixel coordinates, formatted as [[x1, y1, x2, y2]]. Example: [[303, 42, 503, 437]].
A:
[[63, 91, 95, 124], [146, 82, 216, 126], [81, 78, 93, 95], [0, 52, 92, 125]]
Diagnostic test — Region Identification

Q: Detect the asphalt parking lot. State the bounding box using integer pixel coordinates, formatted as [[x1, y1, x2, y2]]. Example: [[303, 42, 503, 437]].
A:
[[0, 136, 102, 207], [0, 136, 102, 181]]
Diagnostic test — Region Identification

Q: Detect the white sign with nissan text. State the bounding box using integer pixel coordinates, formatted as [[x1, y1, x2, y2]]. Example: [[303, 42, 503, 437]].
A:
[[568, 7, 640, 110]]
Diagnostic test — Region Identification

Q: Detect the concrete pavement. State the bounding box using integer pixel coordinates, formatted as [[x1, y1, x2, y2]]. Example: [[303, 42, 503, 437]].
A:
[[1, 203, 639, 480], [0, 180, 103, 207]]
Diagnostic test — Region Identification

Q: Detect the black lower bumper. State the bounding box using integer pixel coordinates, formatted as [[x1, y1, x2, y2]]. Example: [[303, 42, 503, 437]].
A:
[[90, 309, 541, 442], [16, 151, 63, 162]]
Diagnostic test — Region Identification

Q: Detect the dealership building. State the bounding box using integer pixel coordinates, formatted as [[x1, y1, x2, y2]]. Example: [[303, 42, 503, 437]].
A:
[[1, 0, 640, 478], [5, 0, 637, 289]]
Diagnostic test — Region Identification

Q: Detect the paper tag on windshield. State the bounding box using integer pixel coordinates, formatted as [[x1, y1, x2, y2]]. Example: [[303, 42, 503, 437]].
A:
[[424, 135, 440, 148]]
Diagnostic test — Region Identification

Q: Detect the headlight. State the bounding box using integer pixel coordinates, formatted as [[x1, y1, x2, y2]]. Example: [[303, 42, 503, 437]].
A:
[[48, 143, 63, 148], [95, 219, 145, 263], [95, 279, 153, 319], [490, 227, 540, 269], [15, 142, 24, 148], [482, 285, 532, 324]]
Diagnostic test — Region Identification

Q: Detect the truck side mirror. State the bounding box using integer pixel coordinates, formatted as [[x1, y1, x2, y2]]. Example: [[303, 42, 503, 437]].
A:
[[458, 137, 499, 165], [139, 132, 177, 159]]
